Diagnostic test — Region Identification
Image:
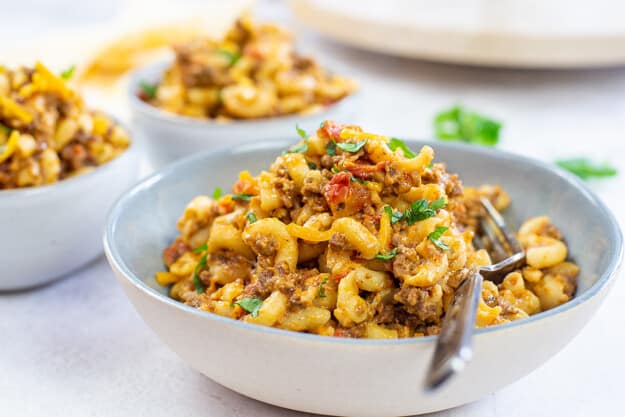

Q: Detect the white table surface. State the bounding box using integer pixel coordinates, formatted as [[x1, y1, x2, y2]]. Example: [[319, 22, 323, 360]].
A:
[[2, 2, 625, 416]]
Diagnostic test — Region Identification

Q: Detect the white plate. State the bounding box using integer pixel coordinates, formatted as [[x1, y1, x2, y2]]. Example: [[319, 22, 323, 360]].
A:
[[290, 0, 625, 68]]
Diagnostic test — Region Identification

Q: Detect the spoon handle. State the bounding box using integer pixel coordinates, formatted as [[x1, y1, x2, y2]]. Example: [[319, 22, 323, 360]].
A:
[[424, 270, 483, 391]]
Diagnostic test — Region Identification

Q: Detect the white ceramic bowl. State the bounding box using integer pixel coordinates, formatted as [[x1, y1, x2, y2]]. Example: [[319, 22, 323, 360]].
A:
[[127, 61, 358, 169], [104, 140, 622, 416], [0, 141, 139, 291]]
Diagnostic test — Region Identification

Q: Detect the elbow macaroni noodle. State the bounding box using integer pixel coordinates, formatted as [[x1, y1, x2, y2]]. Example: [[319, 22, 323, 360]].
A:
[[158, 120, 579, 338]]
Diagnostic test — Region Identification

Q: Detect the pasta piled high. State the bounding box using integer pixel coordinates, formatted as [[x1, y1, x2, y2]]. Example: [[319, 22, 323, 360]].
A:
[[157, 121, 578, 338], [140, 16, 356, 120], [0, 62, 130, 189]]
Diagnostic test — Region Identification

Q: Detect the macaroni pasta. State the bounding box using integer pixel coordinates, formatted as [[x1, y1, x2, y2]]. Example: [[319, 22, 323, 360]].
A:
[[158, 120, 578, 338]]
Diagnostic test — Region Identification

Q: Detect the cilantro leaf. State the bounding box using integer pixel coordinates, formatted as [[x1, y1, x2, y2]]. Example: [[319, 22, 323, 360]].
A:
[[429, 197, 447, 211], [318, 277, 329, 298], [428, 226, 450, 251], [375, 247, 398, 261], [384, 205, 403, 225], [234, 297, 264, 317], [232, 193, 252, 201], [216, 49, 241, 66], [434, 105, 501, 147], [192, 253, 208, 294], [246, 212, 257, 224], [139, 81, 158, 99], [193, 243, 208, 254], [335, 140, 367, 153], [59, 65, 76, 80], [326, 141, 337, 156], [212, 187, 223, 199], [556, 158, 617, 180], [388, 137, 416, 158]]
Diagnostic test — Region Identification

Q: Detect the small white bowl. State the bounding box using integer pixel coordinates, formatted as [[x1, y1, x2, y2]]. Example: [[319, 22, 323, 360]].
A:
[[104, 140, 623, 416], [127, 61, 358, 169], [0, 141, 139, 291]]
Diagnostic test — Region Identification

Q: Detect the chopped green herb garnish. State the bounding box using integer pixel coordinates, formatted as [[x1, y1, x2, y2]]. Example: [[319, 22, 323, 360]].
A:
[[428, 226, 450, 251], [307, 162, 318, 169], [212, 187, 223, 199], [234, 297, 264, 317], [556, 158, 617, 180], [232, 193, 252, 201], [375, 247, 398, 261], [326, 141, 337, 156], [383, 205, 403, 225], [318, 277, 329, 298], [216, 49, 241, 66], [296, 124, 308, 139], [320, 121, 326, 128], [139, 81, 158, 99], [335, 140, 367, 153], [434, 105, 501, 147], [192, 253, 208, 294], [388, 137, 416, 158], [193, 243, 208, 254], [0, 123, 10, 134], [284, 141, 308, 155], [59, 65, 76, 80], [331, 166, 340, 173], [403, 198, 446, 225], [246, 212, 257, 224]]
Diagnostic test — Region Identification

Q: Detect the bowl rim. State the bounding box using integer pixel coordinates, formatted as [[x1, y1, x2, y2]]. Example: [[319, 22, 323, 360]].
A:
[[103, 138, 624, 346], [0, 117, 137, 199], [127, 60, 359, 131]]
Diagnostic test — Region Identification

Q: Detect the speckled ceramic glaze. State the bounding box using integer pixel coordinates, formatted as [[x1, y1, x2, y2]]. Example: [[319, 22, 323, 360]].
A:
[[0, 141, 139, 291], [104, 140, 622, 416], [128, 61, 359, 169]]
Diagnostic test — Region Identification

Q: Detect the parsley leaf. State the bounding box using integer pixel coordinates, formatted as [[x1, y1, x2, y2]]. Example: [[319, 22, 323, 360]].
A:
[[336, 140, 367, 153], [384, 205, 403, 225], [434, 105, 501, 147], [0, 123, 10, 134], [375, 247, 398, 261], [318, 277, 329, 298], [232, 193, 252, 201], [296, 124, 308, 139], [192, 253, 208, 294], [307, 161, 318, 169], [403, 198, 446, 225], [246, 212, 257, 224], [284, 141, 308, 154], [216, 49, 241, 66], [428, 226, 450, 251], [234, 297, 263, 317], [326, 141, 337, 156], [319, 121, 326, 128], [212, 187, 223, 199], [59, 65, 76, 80], [193, 243, 208, 254], [556, 158, 617, 180], [388, 137, 416, 158], [139, 81, 158, 99]]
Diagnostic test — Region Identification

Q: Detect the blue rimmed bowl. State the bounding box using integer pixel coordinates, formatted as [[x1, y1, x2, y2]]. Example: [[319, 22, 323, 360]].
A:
[[103, 139, 622, 416]]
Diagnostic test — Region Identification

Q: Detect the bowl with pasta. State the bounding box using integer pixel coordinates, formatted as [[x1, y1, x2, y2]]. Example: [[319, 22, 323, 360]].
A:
[[127, 16, 357, 169], [0, 62, 139, 290], [104, 121, 622, 416]]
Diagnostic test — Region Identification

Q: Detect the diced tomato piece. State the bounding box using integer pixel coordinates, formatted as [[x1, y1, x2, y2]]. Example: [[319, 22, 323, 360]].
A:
[[321, 120, 343, 141], [344, 161, 386, 180], [324, 172, 351, 205]]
